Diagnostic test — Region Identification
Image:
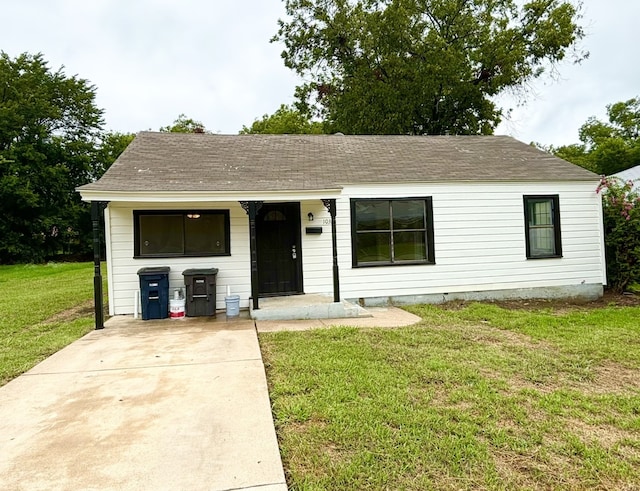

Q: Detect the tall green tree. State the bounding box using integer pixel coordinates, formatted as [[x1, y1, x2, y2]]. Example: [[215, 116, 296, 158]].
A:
[[550, 98, 640, 175], [240, 104, 326, 134], [0, 52, 104, 263], [160, 114, 208, 133], [274, 0, 586, 135]]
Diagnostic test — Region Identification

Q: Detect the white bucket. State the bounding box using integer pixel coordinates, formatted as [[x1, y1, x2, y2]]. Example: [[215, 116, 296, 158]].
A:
[[169, 298, 186, 319], [225, 295, 240, 317]]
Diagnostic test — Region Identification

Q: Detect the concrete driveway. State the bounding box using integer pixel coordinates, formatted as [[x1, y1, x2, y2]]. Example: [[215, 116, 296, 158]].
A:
[[0, 315, 287, 491]]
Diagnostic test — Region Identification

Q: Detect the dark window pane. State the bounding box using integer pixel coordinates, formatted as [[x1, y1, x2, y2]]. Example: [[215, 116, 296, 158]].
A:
[[357, 232, 391, 263], [263, 210, 286, 222], [524, 196, 561, 258], [185, 214, 226, 254], [529, 228, 555, 256], [528, 200, 552, 226], [139, 215, 183, 255], [136, 211, 230, 257], [355, 201, 390, 231], [393, 231, 426, 261], [393, 200, 425, 230], [351, 198, 434, 266]]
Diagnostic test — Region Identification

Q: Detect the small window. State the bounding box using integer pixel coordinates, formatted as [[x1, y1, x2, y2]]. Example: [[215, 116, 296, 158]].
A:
[[523, 195, 562, 259], [351, 198, 435, 267], [134, 210, 230, 258], [263, 210, 287, 222]]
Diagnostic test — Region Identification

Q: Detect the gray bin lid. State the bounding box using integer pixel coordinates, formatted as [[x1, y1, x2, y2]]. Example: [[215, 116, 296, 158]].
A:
[[182, 268, 219, 276], [137, 266, 170, 275]]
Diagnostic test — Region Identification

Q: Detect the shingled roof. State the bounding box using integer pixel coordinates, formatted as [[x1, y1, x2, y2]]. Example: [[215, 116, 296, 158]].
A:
[[78, 132, 598, 194]]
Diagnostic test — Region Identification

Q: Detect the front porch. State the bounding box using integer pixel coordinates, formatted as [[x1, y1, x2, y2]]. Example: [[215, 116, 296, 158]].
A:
[[241, 198, 341, 313], [249, 293, 370, 321]]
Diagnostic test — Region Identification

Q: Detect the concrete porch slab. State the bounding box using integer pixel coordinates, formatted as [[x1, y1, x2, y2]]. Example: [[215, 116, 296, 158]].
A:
[[255, 306, 422, 332], [250, 293, 371, 321]]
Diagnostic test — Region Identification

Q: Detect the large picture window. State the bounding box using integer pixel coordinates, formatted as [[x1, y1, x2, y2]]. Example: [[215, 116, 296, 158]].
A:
[[523, 195, 562, 258], [134, 210, 230, 258], [351, 198, 435, 267]]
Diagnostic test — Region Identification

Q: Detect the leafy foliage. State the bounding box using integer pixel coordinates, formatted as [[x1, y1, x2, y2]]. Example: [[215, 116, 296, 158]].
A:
[[550, 98, 640, 175], [0, 52, 104, 263], [596, 176, 640, 291], [240, 104, 325, 134], [160, 113, 208, 133], [273, 0, 586, 135]]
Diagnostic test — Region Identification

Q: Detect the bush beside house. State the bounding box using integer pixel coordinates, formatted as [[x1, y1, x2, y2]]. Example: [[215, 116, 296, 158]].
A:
[[597, 176, 640, 291]]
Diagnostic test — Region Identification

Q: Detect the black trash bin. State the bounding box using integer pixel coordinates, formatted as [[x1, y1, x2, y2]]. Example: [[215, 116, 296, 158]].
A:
[[137, 267, 170, 320], [182, 268, 218, 317]]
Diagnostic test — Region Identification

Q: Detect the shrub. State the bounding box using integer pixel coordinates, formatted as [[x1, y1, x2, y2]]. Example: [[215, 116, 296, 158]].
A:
[[596, 176, 640, 291]]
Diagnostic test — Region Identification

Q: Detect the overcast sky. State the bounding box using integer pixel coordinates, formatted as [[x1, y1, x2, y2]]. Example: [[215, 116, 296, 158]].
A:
[[2, 0, 638, 146]]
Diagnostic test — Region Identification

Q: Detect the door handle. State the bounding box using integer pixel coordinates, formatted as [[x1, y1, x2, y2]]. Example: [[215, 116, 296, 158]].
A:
[[291, 245, 297, 259]]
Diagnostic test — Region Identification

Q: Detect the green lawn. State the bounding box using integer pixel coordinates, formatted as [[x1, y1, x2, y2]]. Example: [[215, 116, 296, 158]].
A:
[[260, 302, 640, 490], [0, 262, 99, 385]]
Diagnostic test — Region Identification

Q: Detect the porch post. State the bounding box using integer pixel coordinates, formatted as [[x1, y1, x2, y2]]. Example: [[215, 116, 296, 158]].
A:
[[91, 201, 105, 329], [240, 201, 263, 310], [322, 199, 340, 302]]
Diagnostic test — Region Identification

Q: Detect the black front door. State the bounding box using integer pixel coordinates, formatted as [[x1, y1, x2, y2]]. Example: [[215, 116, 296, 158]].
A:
[[256, 202, 303, 296]]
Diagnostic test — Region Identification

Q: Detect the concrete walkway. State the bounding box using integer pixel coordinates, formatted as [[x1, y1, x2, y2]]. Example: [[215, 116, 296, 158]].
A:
[[0, 307, 420, 491], [0, 314, 287, 491]]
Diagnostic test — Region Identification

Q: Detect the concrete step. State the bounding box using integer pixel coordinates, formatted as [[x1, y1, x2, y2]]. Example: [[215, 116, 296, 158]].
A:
[[250, 294, 372, 321]]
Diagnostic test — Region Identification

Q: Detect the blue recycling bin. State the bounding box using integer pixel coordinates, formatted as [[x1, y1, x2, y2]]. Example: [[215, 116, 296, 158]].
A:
[[137, 267, 170, 320]]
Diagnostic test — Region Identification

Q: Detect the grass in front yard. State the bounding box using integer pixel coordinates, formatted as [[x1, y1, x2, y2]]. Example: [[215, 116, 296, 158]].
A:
[[260, 302, 640, 490], [0, 262, 98, 385]]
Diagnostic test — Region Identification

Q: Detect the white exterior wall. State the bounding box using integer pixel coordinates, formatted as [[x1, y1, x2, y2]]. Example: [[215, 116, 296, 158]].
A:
[[336, 181, 606, 301], [104, 181, 606, 315], [299, 201, 334, 295], [106, 201, 251, 315]]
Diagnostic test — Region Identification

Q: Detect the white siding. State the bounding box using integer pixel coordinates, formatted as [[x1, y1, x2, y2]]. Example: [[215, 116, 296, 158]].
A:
[[299, 201, 334, 295], [336, 181, 606, 301], [105, 181, 606, 314]]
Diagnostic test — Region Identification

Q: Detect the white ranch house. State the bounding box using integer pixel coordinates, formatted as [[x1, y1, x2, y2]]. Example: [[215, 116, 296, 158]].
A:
[[78, 132, 606, 321]]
